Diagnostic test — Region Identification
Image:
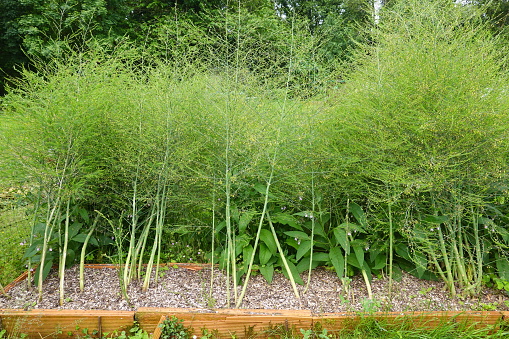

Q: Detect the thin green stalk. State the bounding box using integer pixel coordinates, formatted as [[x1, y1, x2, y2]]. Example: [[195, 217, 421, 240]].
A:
[[143, 197, 162, 292], [79, 211, 100, 292], [27, 187, 42, 291], [38, 195, 61, 303], [123, 173, 139, 289], [209, 190, 216, 300], [267, 211, 301, 303], [388, 202, 393, 300], [235, 172, 274, 308], [304, 174, 316, 293], [136, 212, 154, 280], [59, 197, 71, 306], [437, 226, 456, 296], [154, 184, 168, 284]]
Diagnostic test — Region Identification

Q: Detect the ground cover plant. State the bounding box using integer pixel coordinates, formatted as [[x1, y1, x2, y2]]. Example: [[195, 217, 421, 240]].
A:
[[0, 0, 509, 313]]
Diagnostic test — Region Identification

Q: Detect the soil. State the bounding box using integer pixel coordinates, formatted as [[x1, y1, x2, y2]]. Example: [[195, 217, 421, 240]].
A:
[[1, 265, 508, 314]]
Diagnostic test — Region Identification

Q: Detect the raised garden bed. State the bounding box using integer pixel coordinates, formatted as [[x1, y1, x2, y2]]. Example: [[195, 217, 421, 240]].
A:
[[1, 264, 509, 338]]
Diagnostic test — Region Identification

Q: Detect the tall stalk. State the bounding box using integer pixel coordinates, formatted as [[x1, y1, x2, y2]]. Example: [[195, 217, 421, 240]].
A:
[[26, 187, 42, 291], [58, 197, 71, 306], [304, 174, 316, 293], [387, 201, 393, 299], [79, 211, 100, 292], [235, 170, 274, 308], [267, 211, 301, 303], [38, 194, 61, 302]]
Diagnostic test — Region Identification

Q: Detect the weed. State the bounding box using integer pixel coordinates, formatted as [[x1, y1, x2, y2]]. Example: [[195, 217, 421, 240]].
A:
[[159, 316, 192, 339]]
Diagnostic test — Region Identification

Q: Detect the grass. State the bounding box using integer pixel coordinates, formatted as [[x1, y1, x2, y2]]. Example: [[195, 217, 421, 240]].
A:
[[0, 198, 30, 287], [264, 318, 509, 339]]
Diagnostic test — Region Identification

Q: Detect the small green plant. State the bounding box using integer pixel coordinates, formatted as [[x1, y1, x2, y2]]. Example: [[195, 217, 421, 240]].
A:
[[419, 286, 434, 295], [159, 316, 192, 339], [483, 274, 509, 296], [359, 298, 382, 314]]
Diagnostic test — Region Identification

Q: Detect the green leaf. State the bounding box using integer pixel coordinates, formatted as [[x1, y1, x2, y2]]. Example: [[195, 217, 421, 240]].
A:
[[24, 242, 42, 259], [253, 183, 268, 195], [351, 239, 365, 269], [71, 233, 89, 243], [238, 211, 255, 234], [329, 246, 345, 279], [258, 243, 272, 265], [414, 251, 428, 279], [259, 264, 274, 284], [78, 208, 89, 224], [333, 227, 350, 254], [296, 240, 312, 261], [260, 228, 277, 254], [312, 252, 330, 262], [349, 202, 367, 228], [272, 212, 302, 230], [296, 256, 321, 273], [235, 234, 251, 256], [242, 245, 254, 266], [372, 253, 386, 270], [88, 236, 99, 247], [496, 253, 509, 281], [284, 231, 310, 241], [395, 243, 411, 261]]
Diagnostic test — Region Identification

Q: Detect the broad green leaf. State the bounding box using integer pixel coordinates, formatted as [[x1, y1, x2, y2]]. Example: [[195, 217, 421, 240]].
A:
[[496, 253, 509, 281], [296, 256, 321, 273], [284, 231, 310, 241], [242, 245, 254, 266], [68, 222, 83, 241], [312, 252, 330, 262], [71, 234, 89, 243], [235, 234, 251, 256], [372, 253, 386, 270], [88, 236, 99, 247], [238, 211, 256, 233], [395, 243, 411, 261], [272, 213, 302, 230], [351, 239, 365, 269], [260, 229, 277, 254], [215, 220, 226, 234], [24, 242, 42, 259], [329, 246, 345, 279], [78, 208, 89, 224], [259, 264, 274, 284], [258, 243, 272, 265], [333, 227, 350, 254], [349, 202, 367, 228], [296, 240, 311, 261], [253, 183, 268, 195], [312, 221, 327, 238], [414, 251, 428, 279]]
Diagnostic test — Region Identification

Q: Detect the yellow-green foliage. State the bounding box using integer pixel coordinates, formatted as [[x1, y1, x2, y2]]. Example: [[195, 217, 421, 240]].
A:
[[0, 204, 30, 286]]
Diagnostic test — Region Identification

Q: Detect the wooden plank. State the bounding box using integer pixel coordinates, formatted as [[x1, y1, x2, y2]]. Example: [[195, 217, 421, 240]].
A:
[[0, 309, 135, 339], [136, 308, 313, 338]]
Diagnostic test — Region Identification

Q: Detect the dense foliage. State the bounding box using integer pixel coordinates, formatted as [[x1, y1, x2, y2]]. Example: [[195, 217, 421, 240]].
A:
[[1, 0, 509, 306]]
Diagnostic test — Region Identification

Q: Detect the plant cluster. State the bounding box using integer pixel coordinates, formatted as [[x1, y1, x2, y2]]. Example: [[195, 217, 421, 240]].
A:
[[0, 0, 509, 307]]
